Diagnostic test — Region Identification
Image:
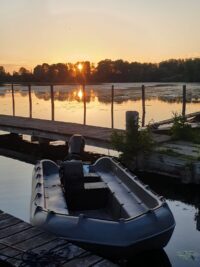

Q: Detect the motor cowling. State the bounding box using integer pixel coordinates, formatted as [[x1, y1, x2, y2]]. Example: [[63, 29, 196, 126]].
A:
[[68, 134, 85, 160]]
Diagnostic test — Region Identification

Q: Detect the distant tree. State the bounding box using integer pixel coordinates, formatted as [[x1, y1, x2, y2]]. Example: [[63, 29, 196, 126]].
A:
[[4, 57, 200, 83], [33, 63, 50, 82], [0, 66, 7, 82], [95, 59, 114, 82]]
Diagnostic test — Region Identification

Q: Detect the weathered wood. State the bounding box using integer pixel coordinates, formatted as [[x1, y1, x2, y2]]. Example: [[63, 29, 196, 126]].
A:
[[55, 244, 85, 265], [0, 246, 21, 262], [142, 85, 145, 127], [16, 232, 56, 251], [111, 85, 114, 129], [11, 83, 15, 116], [62, 254, 103, 267], [136, 140, 200, 184], [0, 217, 21, 230], [1, 227, 43, 245], [28, 84, 32, 118], [0, 222, 31, 239], [31, 238, 68, 254], [0, 114, 116, 148], [83, 84, 86, 125], [150, 111, 200, 128], [182, 84, 186, 117], [126, 111, 139, 131], [0, 211, 118, 266], [0, 213, 12, 221], [50, 85, 55, 121]]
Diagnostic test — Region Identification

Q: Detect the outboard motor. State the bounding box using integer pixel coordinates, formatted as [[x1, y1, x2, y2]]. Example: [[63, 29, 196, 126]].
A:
[[59, 160, 85, 210], [68, 134, 85, 160]]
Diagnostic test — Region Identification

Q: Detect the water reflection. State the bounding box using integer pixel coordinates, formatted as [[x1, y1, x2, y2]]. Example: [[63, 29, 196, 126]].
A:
[[1, 83, 200, 104], [0, 149, 200, 266], [0, 83, 200, 128]]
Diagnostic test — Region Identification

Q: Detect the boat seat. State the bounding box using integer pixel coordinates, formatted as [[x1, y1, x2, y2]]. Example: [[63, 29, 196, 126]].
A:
[[84, 173, 101, 182], [98, 172, 148, 218], [84, 181, 107, 190]]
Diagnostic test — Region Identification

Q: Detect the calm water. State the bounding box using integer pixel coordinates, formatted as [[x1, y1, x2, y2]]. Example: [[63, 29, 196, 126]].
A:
[[0, 82, 200, 265], [0, 82, 200, 128], [0, 155, 199, 266]]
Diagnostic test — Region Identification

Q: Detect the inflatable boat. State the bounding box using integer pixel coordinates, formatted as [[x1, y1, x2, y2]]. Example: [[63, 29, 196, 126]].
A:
[[30, 156, 175, 257]]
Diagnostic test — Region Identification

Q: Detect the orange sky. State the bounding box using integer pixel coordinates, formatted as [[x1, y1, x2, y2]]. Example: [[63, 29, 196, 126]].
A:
[[1, 0, 200, 73]]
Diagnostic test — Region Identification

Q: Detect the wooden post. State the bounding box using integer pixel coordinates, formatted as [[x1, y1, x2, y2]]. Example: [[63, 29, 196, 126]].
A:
[[182, 85, 186, 117], [28, 85, 32, 118], [50, 85, 55, 121], [142, 85, 146, 127], [83, 83, 86, 125], [126, 111, 139, 132], [111, 85, 114, 128], [11, 83, 15, 116]]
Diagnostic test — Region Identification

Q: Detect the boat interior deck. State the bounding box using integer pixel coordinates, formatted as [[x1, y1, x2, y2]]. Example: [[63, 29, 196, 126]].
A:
[[42, 158, 160, 221]]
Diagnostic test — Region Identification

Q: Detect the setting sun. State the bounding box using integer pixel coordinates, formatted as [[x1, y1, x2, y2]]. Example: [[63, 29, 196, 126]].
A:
[[77, 63, 83, 72]]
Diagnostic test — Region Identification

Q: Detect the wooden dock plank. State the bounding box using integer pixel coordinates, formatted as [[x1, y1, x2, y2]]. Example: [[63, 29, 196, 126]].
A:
[[15, 232, 56, 251], [93, 259, 118, 267], [62, 254, 103, 267], [0, 217, 21, 230], [150, 111, 200, 128], [54, 244, 85, 264], [0, 246, 21, 261], [1, 226, 43, 245], [0, 222, 32, 239], [0, 115, 115, 148], [31, 238, 68, 254], [0, 207, 119, 267], [0, 211, 118, 266], [0, 213, 12, 221]]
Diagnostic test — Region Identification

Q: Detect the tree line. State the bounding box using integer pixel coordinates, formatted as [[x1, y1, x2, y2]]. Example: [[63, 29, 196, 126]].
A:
[[1, 58, 200, 83]]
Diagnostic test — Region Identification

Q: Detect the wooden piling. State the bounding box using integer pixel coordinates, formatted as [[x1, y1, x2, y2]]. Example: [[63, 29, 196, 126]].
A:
[[50, 85, 55, 121], [142, 85, 146, 127], [11, 83, 15, 116], [28, 85, 32, 118], [83, 83, 86, 125], [111, 85, 114, 128], [182, 85, 186, 117], [126, 111, 139, 132]]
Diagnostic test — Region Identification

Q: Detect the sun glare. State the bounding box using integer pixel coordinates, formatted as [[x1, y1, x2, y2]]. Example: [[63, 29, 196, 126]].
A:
[[77, 89, 83, 99], [77, 63, 83, 71]]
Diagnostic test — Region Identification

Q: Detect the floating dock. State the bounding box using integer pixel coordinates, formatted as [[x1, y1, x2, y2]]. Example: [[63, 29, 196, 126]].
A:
[[0, 114, 170, 148], [0, 114, 116, 148], [0, 114, 200, 184], [0, 210, 117, 267]]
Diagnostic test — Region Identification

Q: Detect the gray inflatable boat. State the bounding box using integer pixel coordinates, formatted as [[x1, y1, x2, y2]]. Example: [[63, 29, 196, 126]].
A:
[[30, 156, 175, 257]]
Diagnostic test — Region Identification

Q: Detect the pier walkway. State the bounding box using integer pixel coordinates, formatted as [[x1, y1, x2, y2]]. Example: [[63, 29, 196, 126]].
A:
[[0, 115, 171, 149], [0, 115, 116, 148], [0, 210, 117, 267]]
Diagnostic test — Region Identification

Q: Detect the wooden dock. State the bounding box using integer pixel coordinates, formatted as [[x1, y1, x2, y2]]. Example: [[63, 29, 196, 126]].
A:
[[0, 210, 117, 267], [0, 115, 117, 148], [0, 114, 171, 149]]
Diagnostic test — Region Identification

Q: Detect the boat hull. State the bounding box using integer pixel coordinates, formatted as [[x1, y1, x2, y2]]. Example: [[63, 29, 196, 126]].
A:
[[30, 157, 175, 258]]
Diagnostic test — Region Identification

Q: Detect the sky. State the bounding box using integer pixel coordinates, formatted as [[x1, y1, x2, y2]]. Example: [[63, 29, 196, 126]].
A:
[[1, 0, 200, 73]]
